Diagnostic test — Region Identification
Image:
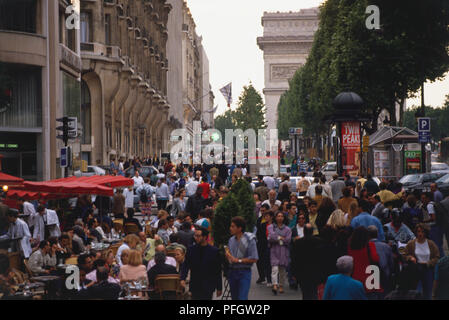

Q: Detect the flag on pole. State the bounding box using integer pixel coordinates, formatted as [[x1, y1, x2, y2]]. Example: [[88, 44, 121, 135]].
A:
[[219, 82, 232, 107]]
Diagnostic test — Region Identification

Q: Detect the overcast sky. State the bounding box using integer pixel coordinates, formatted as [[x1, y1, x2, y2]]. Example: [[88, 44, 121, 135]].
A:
[[187, 0, 449, 117]]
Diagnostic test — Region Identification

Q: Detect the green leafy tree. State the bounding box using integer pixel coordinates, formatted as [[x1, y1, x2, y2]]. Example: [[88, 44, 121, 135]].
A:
[[233, 84, 267, 132], [214, 109, 236, 140], [212, 178, 256, 248]]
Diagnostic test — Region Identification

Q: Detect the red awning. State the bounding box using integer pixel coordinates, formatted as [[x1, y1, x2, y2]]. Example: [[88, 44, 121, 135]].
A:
[[0, 172, 24, 187], [23, 180, 114, 197], [50, 175, 133, 188]]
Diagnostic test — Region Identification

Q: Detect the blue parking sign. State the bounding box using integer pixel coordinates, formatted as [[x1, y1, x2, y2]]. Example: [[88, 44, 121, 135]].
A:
[[418, 118, 431, 132]]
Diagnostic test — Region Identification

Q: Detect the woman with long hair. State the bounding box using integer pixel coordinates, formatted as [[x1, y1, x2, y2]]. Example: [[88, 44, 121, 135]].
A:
[[347, 226, 381, 298], [315, 197, 337, 235], [267, 211, 292, 295], [346, 201, 359, 226]]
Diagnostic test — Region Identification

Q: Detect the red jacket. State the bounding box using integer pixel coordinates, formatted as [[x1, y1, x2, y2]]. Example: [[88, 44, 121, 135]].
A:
[[198, 182, 210, 199], [347, 241, 381, 292]]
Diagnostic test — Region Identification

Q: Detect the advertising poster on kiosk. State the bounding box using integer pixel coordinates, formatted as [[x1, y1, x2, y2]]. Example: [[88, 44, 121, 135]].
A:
[[374, 149, 390, 178], [341, 121, 361, 176], [404, 150, 421, 174]]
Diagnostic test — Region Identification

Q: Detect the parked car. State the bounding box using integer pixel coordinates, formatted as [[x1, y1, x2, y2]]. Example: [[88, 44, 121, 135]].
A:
[[435, 173, 449, 197], [321, 162, 337, 180], [74, 165, 106, 177], [280, 165, 291, 176], [399, 172, 446, 192], [125, 166, 159, 178], [432, 162, 449, 172]]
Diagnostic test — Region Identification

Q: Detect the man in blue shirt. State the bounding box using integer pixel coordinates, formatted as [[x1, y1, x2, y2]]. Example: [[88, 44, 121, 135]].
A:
[[323, 256, 367, 300], [351, 199, 385, 241], [226, 216, 258, 300]]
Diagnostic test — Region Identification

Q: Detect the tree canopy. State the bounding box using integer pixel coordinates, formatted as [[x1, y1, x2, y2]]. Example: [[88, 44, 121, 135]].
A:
[[278, 0, 449, 137]]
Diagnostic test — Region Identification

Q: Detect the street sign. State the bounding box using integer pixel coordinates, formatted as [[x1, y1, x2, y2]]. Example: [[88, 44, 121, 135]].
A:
[[418, 117, 431, 132], [419, 131, 431, 143], [362, 136, 369, 153], [289, 128, 303, 135], [61, 147, 68, 168]]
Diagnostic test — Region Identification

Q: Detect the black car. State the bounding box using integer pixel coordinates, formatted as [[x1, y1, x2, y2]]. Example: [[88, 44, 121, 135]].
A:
[[435, 174, 449, 197], [399, 172, 446, 193]]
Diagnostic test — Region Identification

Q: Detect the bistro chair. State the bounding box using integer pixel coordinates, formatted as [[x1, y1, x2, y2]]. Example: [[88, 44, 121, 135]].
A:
[[124, 223, 139, 235], [154, 274, 183, 300], [113, 220, 124, 234], [65, 256, 78, 265]]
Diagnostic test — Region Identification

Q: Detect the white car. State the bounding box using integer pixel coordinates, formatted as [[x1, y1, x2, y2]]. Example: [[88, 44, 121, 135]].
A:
[[74, 165, 106, 177], [321, 162, 337, 180], [432, 162, 449, 172]]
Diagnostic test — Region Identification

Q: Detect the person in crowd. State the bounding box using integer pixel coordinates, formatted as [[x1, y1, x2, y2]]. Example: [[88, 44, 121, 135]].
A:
[[368, 226, 394, 295], [350, 199, 385, 241], [28, 240, 56, 275], [255, 177, 269, 201], [195, 209, 214, 245], [254, 193, 262, 218], [116, 234, 140, 266], [384, 210, 416, 244], [124, 208, 142, 232], [255, 209, 273, 285], [404, 223, 440, 300], [364, 175, 380, 194], [345, 201, 359, 226], [226, 216, 258, 300], [401, 194, 424, 230], [384, 265, 422, 300], [77, 253, 94, 274], [157, 219, 170, 245], [72, 225, 87, 254], [286, 203, 297, 229], [338, 187, 357, 214], [155, 178, 170, 211], [307, 200, 319, 236], [319, 176, 333, 200], [313, 185, 324, 208], [58, 232, 73, 262], [329, 174, 345, 204], [112, 188, 125, 219], [87, 218, 103, 242], [277, 183, 291, 203], [421, 192, 445, 258], [176, 221, 195, 249], [262, 189, 282, 209], [171, 189, 187, 217], [86, 259, 119, 284], [185, 187, 207, 221], [198, 174, 211, 200], [377, 182, 403, 209], [132, 170, 144, 190], [0, 209, 32, 258], [369, 194, 385, 221], [147, 244, 177, 271], [306, 178, 320, 199], [268, 211, 292, 295], [347, 226, 382, 299], [290, 223, 323, 300], [434, 254, 449, 300], [173, 247, 186, 273], [180, 227, 222, 300], [315, 197, 337, 235], [326, 209, 347, 230], [296, 172, 310, 197], [323, 256, 367, 300], [123, 186, 134, 215], [118, 249, 148, 284], [147, 252, 178, 291], [431, 183, 443, 203], [86, 266, 121, 300], [291, 212, 307, 241]]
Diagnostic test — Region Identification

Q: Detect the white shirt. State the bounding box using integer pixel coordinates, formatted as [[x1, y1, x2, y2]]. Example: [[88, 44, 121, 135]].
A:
[[132, 175, 144, 189], [263, 176, 275, 190], [32, 213, 46, 242], [147, 256, 177, 271], [0, 218, 32, 258], [261, 199, 281, 209], [296, 225, 304, 239], [306, 183, 318, 198], [185, 180, 199, 197], [123, 188, 134, 208], [116, 243, 130, 266], [415, 240, 430, 263]]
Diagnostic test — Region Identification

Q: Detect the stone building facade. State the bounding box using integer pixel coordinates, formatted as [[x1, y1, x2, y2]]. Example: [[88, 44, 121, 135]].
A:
[[0, 0, 82, 180], [80, 0, 172, 166], [167, 0, 214, 140], [257, 8, 319, 131]]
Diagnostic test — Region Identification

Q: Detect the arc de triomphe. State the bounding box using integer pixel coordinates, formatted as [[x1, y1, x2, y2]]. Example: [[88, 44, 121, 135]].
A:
[[257, 8, 319, 132]]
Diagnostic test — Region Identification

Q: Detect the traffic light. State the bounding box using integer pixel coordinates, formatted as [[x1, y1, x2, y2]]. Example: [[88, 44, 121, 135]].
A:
[[56, 117, 77, 145]]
